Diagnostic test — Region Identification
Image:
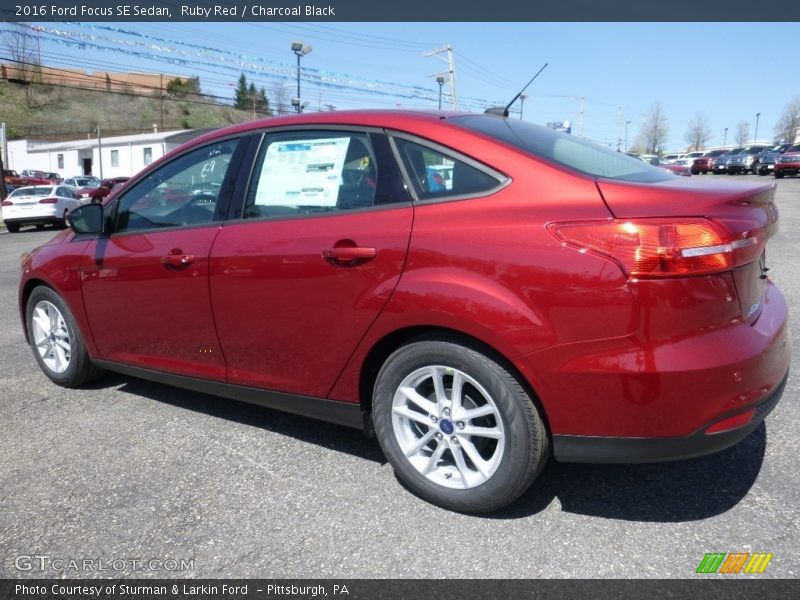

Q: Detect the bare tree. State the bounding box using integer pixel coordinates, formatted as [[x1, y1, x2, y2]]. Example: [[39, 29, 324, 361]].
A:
[[269, 82, 289, 116], [1, 24, 40, 81], [640, 102, 668, 154], [1, 24, 41, 107], [684, 112, 712, 151], [734, 120, 750, 146], [775, 96, 800, 144]]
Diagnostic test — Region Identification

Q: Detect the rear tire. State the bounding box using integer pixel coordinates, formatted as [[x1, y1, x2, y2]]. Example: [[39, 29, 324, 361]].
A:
[[775, 171, 784, 179], [6, 222, 20, 233], [372, 340, 548, 513], [25, 286, 105, 388]]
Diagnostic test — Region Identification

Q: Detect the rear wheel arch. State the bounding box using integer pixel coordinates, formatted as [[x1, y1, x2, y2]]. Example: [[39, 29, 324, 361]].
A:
[[358, 325, 551, 438]]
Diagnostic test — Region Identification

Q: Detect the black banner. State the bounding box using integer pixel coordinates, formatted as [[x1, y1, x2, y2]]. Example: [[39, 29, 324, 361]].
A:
[[1, 0, 800, 22], [4, 579, 800, 600]]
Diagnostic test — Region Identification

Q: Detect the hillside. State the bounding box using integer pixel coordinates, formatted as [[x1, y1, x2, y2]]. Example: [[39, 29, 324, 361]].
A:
[[0, 80, 258, 141]]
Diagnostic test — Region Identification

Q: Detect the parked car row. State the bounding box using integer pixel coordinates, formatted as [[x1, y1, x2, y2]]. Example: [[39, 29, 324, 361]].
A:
[[687, 144, 800, 178], [2, 175, 130, 232], [628, 144, 800, 179]]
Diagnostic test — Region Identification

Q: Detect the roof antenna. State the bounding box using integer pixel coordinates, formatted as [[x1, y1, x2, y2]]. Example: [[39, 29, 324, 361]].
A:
[[485, 63, 548, 117]]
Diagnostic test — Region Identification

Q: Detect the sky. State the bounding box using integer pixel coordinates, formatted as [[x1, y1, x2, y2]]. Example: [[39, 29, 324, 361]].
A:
[[5, 21, 799, 150]]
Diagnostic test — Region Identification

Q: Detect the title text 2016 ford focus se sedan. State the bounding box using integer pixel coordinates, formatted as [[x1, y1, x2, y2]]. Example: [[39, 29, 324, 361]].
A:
[[19, 111, 790, 513]]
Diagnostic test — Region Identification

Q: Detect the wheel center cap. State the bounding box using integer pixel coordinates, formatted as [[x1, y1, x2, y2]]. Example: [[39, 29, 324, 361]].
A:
[[439, 418, 455, 435], [49, 332, 56, 342]]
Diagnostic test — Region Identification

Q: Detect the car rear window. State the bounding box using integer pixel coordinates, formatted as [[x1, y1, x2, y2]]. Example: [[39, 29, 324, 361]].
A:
[[449, 115, 673, 183], [9, 186, 52, 197]]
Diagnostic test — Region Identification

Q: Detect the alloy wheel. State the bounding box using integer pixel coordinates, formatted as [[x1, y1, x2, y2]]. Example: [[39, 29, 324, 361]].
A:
[[391, 365, 505, 489], [31, 300, 71, 374]]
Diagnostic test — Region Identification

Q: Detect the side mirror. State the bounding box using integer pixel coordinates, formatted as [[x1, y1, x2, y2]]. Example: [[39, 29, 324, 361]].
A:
[[69, 203, 104, 235]]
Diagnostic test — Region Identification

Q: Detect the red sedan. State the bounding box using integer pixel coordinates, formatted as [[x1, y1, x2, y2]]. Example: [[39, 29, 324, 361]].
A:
[[18, 110, 789, 512]]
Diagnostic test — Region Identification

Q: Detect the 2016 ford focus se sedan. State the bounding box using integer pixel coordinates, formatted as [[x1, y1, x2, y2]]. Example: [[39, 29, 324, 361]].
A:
[[18, 110, 790, 513]]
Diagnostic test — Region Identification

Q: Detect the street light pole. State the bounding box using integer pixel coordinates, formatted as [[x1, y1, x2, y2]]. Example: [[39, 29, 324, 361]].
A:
[[519, 94, 527, 120], [436, 76, 445, 110], [291, 41, 312, 114], [723, 127, 728, 147], [754, 112, 761, 143]]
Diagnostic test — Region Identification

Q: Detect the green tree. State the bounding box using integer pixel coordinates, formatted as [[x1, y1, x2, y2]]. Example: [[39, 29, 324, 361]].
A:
[[166, 76, 200, 99], [258, 87, 271, 115], [234, 73, 249, 110]]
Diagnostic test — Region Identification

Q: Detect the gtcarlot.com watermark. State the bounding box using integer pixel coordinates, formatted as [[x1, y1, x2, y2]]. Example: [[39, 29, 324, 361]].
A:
[[15, 554, 194, 573]]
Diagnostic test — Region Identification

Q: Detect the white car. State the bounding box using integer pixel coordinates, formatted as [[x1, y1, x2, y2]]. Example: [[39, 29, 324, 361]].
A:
[[1, 185, 83, 233]]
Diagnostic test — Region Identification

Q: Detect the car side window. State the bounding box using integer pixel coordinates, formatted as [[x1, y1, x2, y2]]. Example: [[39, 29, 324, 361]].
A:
[[243, 131, 408, 220], [114, 140, 238, 234], [393, 137, 504, 201]]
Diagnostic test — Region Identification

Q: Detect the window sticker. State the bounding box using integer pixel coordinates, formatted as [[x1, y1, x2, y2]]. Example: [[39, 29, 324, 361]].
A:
[[254, 137, 351, 207]]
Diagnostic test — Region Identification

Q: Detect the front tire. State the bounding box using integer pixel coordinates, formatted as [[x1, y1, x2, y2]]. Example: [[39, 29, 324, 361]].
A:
[[372, 340, 548, 513], [26, 286, 104, 387], [6, 222, 20, 233]]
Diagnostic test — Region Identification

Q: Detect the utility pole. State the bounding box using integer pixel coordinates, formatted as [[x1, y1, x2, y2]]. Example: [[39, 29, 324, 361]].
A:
[[0, 122, 7, 200], [96, 126, 103, 179], [425, 45, 457, 109], [520, 94, 528, 120], [579, 96, 585, 137], [616, 106, 624, 151], [324, 104, 335, 111], [159, 73, 164, 131], [625, 120, 631, 152], [723, 127, 728, 147]]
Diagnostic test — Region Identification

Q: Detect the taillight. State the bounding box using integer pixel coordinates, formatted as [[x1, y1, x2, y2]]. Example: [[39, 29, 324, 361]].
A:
[[547, 218, 768, 278], [38, 197, 58, 204], [1, 200, 12, 206]]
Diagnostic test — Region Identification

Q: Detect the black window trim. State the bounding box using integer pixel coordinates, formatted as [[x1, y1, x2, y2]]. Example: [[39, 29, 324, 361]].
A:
[[107, 133, 250, 237], [228, 125, 411, 224], [386, 130, 511, 205]]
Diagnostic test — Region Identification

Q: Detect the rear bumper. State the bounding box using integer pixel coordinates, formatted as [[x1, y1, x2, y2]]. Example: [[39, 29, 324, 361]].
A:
[[516, 279, 790, 456], [3, 216, 63, 226], [553, 372, 787, 463], [775, 164, 800, 175]]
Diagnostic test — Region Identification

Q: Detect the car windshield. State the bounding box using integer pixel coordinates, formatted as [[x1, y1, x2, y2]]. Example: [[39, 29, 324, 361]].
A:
[[450, 116, 673, 183], [724, 148, 744, 155], [10, 186, 53, 197], [744, 147, 767, 154], [77, 179, 100, 188]]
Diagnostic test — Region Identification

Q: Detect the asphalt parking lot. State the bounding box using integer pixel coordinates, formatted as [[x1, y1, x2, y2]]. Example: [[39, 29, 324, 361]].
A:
[[1, 175, 799, 579]]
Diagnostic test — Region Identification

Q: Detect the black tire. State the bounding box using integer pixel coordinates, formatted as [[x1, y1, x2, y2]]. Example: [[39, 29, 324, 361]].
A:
[[372, 339, 548, 513], [775, 171, 784, 179], [25, 286, 105, 387], [6, 222, 20, 233]]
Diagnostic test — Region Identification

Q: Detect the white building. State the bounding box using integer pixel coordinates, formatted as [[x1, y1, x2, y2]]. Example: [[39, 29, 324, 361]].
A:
[[5, 129, 213, 179]]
